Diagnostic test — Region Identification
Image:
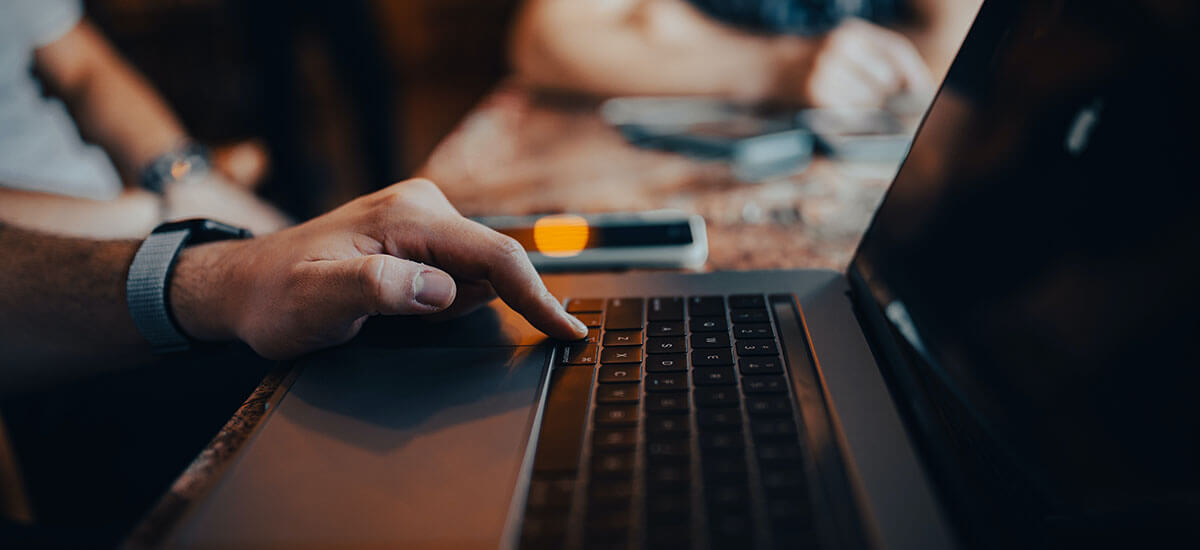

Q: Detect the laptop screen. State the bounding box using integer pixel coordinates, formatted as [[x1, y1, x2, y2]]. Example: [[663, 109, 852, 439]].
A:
[[850, 0, 1200, 543]]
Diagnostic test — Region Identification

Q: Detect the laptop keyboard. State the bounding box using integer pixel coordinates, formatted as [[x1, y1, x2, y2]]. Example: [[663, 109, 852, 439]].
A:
[[519, 296, 819, 550]]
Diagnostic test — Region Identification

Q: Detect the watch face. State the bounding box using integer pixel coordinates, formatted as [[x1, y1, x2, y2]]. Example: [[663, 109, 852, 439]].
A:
[[142, 145, 211, 192], [153, 219, 252, 241]]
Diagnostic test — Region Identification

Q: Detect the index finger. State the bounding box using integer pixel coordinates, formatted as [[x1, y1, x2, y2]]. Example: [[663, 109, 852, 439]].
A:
[[418, 217, 588, 340]]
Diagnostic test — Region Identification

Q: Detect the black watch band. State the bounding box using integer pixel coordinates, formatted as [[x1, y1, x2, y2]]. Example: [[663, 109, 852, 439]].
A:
[[126, 219, 252, 354]]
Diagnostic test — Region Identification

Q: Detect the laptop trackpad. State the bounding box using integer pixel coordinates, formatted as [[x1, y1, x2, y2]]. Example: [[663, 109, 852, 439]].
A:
[[166, 345, 550, 549]]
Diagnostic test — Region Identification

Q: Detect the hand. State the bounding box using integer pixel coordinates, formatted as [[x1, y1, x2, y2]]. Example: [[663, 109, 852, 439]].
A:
[[773, 19, 935, 108], [163, 174, 292, 235], [170, 178, 589, 359]]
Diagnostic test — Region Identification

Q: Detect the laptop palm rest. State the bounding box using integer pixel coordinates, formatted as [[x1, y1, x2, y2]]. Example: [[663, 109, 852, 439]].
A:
[[165, 345, 550, 549]]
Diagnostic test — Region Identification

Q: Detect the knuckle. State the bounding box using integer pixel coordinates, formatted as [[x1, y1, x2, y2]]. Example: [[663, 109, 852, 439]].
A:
[[356, 256, 393, 307], [494, 235, 527, 262]]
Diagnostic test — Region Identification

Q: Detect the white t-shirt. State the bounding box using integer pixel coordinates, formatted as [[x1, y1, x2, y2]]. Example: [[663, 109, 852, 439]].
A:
[[0, 0, 123, 200]]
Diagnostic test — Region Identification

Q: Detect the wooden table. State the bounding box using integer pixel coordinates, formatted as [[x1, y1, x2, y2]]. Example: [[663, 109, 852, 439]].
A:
[[126, 81, 901, 547]]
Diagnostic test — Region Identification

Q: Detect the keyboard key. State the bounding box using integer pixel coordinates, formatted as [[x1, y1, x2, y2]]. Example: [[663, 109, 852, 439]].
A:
[[602, 330, 643, 346], [579, 328, 600, 344], [645, 394, 689, 414], [589, 480, 634, 504], [761, 468, 807, 495], [736, 340, 778, 356], [646, 372, 688, 392], [646, 493, 691, 522], [688, 296, 726, 316], [647, 297, 684, 321], [694, 387, 739, 408], [645, 440, 690, 462], [702, 458, 749, 483], [757, 443, 805, 464], [585, 510, 633, 541], [533, 367, 593, 473], [592, 453, 635, 478], [646, 524, 691, 549], [560, 344, 598, 365], [646, 416, 691, 437], [646, 354, 686, 372], [733, 323, 773, 339], [604, 298, 644, 329], [521, 512, 568, 543], [595, 405, 638, 426], [767, 497, 813, 531], [705, 483, 751, 509], [600, 347, 642, 364], [739, 356, 783, 375], [566, 298, 604, 312], [646, 336, 685, 354], [746, 396, 792, 416], [689, 317, 727, 332], [598, 365, 641, 383], [645, 463, 691, 489], [574, 312, 603, 327], [728, 295, 765, 309], [700, 432, 745, 454], [526, 478, 575, 509], [690, 332, 731, 349], [709, 512, 753, 545], [697, 409, 743, 430], [742, 375, 788, 393], [751, 419, 799, 440], [596, 383, 640, 403], [593, 429, 638, 451], [647, 321, 685, 336], [693, 366, 737, 386], [692, 349, 733, 366], [730, 310, 769, 324]]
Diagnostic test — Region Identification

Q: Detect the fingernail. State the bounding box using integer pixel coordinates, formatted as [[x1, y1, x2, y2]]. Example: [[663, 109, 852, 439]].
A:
[[566, 313, 588, 335], [414, 270, 454, 308]]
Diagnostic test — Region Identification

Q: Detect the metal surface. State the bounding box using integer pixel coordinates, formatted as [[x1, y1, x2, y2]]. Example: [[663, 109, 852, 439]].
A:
[[163, 269, 952, 550], [164, 346, 552, 549]]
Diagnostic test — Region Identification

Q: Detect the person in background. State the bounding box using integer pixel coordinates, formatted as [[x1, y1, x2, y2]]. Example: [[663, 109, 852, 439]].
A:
[[511, 0, 982, 109], [0, 0, 289, 239]]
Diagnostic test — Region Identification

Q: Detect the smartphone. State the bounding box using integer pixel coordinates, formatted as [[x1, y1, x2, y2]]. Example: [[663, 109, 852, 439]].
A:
[[600, 97, 814, 181], [474, 210, 708, 271], [797, 108, 919, 162]]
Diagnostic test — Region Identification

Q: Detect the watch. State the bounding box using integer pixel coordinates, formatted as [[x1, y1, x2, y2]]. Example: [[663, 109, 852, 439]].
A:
[[126, 219, 252, 354], [139, 142, 212, 193]]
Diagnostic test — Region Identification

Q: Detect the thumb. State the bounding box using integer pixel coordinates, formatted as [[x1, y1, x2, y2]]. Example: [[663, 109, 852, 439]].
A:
[[314, 254, 458, 319]]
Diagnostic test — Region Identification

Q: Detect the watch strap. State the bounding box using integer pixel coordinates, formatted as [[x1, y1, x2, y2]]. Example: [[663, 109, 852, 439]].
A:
[[126, 229, 192, 354]]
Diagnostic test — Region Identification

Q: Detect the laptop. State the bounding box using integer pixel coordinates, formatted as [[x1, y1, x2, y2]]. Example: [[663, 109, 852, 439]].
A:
[[155, 1, 1200, 548]]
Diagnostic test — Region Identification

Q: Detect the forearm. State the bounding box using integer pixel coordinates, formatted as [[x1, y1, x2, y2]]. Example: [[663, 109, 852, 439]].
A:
[[0, 187, 159, 239], [0, 224, 150, 388], [36, 21, 187, 180], [512, 0, 803, 100]]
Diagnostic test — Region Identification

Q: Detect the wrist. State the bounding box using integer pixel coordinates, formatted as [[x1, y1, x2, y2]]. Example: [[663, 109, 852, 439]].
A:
[[140, 141, 212, 194], [762, 35, 814, 102], [168, 239, 246, 343]]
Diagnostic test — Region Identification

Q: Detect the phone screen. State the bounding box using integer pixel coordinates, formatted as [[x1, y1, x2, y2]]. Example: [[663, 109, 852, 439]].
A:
[[495, 221, 694, 252]]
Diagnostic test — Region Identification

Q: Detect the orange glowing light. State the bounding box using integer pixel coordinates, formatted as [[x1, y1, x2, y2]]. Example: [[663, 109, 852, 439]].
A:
[[170, 159, 192, 180], [533, 214, 590, 257]]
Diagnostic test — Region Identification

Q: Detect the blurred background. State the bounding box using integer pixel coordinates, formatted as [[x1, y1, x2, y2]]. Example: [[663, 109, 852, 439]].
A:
[[85, 0, 519, 219]]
